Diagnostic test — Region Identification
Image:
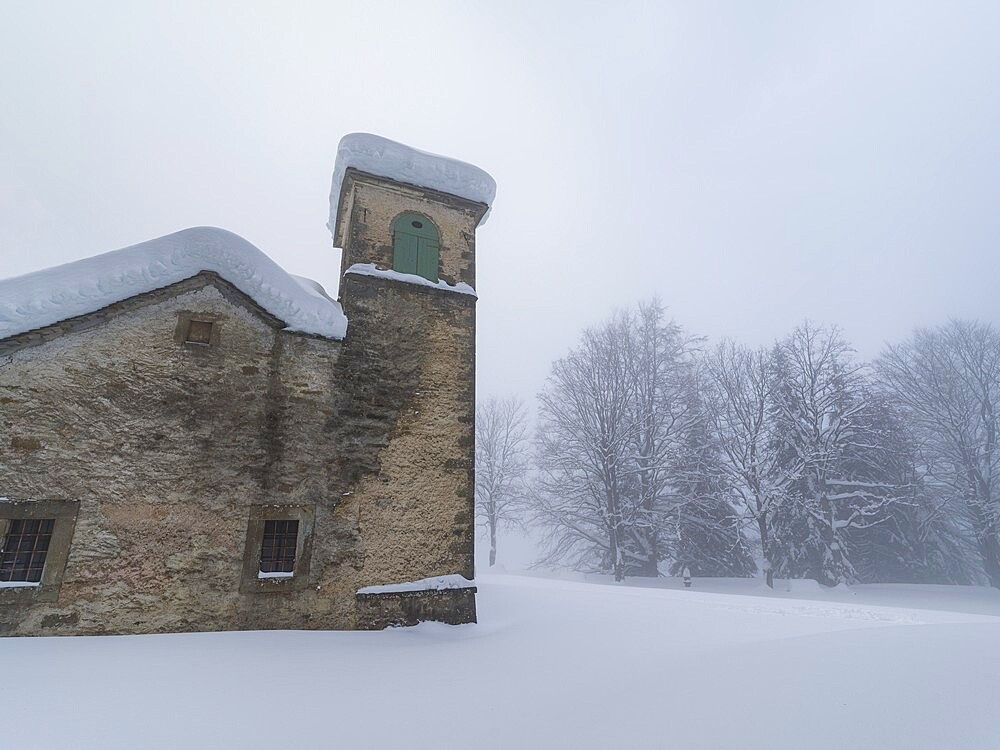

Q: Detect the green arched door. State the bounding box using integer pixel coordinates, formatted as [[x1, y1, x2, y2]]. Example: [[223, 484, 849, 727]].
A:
[[393, 213, 440, 281]]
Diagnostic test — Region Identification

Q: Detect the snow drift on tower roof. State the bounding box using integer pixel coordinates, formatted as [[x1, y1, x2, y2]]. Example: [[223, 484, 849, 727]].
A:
[[328, 133, 497, 236], [0, 227, 348, 341]]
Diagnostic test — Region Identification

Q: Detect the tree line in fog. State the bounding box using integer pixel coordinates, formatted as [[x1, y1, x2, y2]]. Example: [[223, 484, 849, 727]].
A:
[[476, 301, 1000, 588]]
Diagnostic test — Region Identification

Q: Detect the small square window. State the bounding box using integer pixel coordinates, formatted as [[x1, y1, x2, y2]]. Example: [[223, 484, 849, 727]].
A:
[[258, 520, 299, 578], [1, 518, 55, 584], [240, 505, 313, 593], [0, 500, 79, 603], [185, 319, 214, 345]]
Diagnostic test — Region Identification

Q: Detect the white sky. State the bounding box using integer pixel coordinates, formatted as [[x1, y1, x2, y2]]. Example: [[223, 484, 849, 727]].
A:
[[2, 1, 998, 404]]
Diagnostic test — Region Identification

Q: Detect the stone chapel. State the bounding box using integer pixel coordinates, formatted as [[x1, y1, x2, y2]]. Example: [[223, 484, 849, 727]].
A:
[[0, 133, 495, 636]]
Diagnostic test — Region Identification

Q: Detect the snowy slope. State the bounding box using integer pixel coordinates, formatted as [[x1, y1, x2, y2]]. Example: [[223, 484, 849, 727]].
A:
[[328, 133, 497, 235], [0, 227, 348, 340], [3, 574, 999, 749]]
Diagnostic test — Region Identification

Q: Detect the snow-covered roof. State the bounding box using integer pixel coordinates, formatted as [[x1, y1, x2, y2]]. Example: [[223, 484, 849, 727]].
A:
[[328, 133, 496, 237], [0, 227, 348, 342]]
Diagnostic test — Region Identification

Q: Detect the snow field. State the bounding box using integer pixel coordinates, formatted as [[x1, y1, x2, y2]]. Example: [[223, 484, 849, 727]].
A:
[[3, 574, 999, 749]]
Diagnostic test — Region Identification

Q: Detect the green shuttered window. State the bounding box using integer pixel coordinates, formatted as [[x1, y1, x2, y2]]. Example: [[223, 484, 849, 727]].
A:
[[392, 213, 439, 282]]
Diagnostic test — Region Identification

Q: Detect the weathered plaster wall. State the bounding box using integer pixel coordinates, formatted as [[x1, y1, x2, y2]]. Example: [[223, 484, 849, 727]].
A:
[[337, 170, 483, 287], [333, 169, 484, 601], [0, 271, 475, 635], [0, 171, 484, 637], [337, 274, 476, 591]]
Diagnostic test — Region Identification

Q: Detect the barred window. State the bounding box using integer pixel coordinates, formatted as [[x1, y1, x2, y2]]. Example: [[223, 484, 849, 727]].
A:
[[240, 506, 313, 593], [0, 518, 55, 583], [258, 520, 299, 577]]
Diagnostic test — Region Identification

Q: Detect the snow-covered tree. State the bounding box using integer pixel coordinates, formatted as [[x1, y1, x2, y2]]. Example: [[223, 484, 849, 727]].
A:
[[475, 396, 529, 567], [531, 301, 713, 580], [768, 323, 904, 585], [665, 412, 757, 578], [834, 393, 961, 583], [528, 306, 997, 586], [878, 320, 1000, 587], [705, 341, 790, 586], [623, 301, 703, 576], [533, 311, 637, 580]]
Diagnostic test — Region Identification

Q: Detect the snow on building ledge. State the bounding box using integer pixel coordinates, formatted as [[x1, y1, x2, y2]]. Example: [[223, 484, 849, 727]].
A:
[[328, 133, 497, 238], [356, 574, 477, 596], [344, 263, 477, 297], [0, 227, 348, 342]]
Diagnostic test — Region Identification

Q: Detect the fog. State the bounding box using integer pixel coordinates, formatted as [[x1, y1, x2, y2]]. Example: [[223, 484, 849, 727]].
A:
[[2, 1, 998, 405]]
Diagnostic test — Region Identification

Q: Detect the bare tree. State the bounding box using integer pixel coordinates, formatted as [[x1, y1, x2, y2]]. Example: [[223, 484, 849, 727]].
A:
[[706, 341, 789, 586], [475, 396, 529, 567], [534, 312, 636, 580], [531, 301, 715, 581], [624, 300, 702, 576], [878, 320, 1000, 587]]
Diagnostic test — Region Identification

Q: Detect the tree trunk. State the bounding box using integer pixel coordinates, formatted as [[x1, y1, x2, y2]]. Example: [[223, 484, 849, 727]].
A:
[[610, 529, 624, 582], [969, 504, 1000, 588], [606, 480, 625, 581], [610, 530, 625, 582], [980, 531, 1000, 589], [637, 438, 659, 578], [489, 522, 497, 567], [820, 485, 844, 586], [637, 556, 658, 577], [757, 515, 774, 588]]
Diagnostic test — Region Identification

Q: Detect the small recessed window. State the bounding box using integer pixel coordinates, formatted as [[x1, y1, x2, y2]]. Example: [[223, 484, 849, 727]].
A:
[[258, 520, 299, 579], [185, 319, 214, 345], [240, 505, 314, 593], [1, 518, 54, 585], [410, 220, 423, 229]]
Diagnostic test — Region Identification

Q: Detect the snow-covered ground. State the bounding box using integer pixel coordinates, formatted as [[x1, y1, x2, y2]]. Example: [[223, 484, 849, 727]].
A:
[[5, 573, 1000, 749]]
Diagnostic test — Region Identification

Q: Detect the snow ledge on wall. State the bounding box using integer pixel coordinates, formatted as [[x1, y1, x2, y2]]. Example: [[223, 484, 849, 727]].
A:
[[356, 574, 477, 596], [328, 133, 496, 237], [344, 263, 477, 297], [0, 227, 348, 342]]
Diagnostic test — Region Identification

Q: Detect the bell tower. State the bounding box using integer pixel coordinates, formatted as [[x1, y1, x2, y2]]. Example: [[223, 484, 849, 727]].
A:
[[330, 133, 494, 290], [328, 134, 495, 627]]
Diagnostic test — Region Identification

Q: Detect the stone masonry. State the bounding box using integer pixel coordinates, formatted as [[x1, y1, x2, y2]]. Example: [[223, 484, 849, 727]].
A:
[[0, 150, 488, 635]]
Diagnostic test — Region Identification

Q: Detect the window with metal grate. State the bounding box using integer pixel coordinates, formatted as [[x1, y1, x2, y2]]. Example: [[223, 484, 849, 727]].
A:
[[0, 518, 55, 583], [258, 519, 299, 575]]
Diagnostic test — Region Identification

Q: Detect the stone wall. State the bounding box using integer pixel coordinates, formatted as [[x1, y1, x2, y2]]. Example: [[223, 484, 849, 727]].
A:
[[331, 167, 486, 593], [336, 273, 477, 588], [0, 257, 478, 633], [356, 587, 478, 630]]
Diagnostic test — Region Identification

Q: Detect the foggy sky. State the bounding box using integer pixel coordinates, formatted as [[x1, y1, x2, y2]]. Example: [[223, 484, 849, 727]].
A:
[[2, 1, 998, 405]]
